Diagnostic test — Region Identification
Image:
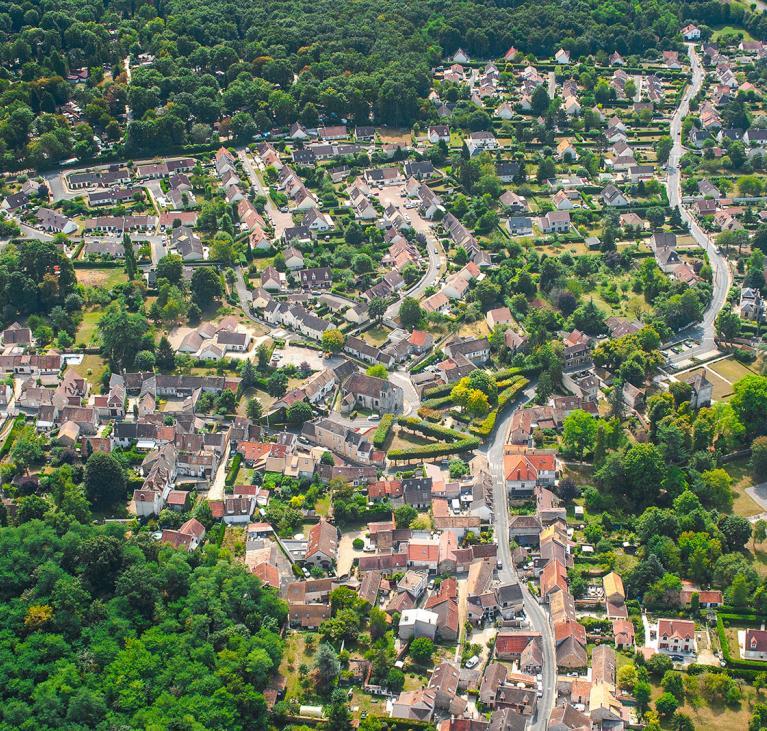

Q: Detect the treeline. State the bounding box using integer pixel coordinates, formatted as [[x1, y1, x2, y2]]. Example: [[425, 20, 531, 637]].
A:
[[0, 520, 286, 729], [0, 0, 719, 166]]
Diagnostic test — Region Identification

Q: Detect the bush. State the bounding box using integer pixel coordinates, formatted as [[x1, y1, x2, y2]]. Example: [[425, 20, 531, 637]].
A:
[[352, 537, 364, 550]]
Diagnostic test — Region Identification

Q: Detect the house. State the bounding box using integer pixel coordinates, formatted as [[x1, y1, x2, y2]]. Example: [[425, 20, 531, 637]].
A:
[[495, 630, 543, 661], [398, 607, 439, 642], [486, 307, 514, 330], [409, 330, 434, 355], [622, 382, 645, 410], [613, 619, 635, 650], [299, 266, 332, 290], [681, 23, 701, 40], [556, 139, 577, 161], [555, 48, 571, 64], [657, 618, 696, 655], [678, 370, 713, 409], [679, 583, 722, 608], [391, 688, 437, 722], [341, 373, 403, 415], [507, 216, 533, 236], [35, 207, 77, 234], [601, 184, 629, 207], [504, 451, 557, 498], [744, 629, 767, 660], [541, 211, 571, 233], [303, 520, 338, 569], [428, 125, 450, 144], [261, 267, 283, 292], [444, 337, 491, 365], [740, 287, 764, 322], [453, 48, 470, 63]]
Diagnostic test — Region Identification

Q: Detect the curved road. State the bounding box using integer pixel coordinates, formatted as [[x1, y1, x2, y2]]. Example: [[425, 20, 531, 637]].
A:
[[483, 384, 556, 731], [385, 227, 445, 324], [666, 44, 732, 364]]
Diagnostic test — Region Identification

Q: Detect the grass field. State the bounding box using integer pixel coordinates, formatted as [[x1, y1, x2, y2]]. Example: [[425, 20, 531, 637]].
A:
[[725, 457, 763, 518], [69, 354, 107, 389], [363, 326, 391, 347], [708, 357, 758, 384], [650, 680, 752, 730], [75, 268, 128, 289], [684, 366, 733, 401], [75, 310, 102, 347], [279, 631, 317, 701], [711, 23, 755, 42]]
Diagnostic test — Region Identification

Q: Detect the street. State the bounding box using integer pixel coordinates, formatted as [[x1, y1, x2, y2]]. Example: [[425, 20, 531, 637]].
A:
[[237, 149, 294, 236], [373, 185, 446, 322], [483, 383, 556, 731], [665, 44, 732, 364]]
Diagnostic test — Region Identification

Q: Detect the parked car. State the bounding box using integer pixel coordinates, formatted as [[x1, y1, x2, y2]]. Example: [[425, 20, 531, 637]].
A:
[[465, 656, 479, 669]]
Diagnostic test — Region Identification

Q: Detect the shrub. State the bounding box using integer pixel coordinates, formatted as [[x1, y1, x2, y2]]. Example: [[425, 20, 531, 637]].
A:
[[352, 537, 364, 550]]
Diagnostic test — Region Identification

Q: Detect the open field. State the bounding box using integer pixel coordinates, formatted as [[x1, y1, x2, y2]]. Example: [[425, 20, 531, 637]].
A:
[[75, 268, 128, 289], [708, 357, 758, 384], [69, 354, 107, 389], [75, 310, 102, 347], [725, 457, 763, 518]]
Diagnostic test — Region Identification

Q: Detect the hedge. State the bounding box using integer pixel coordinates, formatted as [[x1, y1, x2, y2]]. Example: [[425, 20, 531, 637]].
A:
[[470, 377, 530, 437], [422, 394, 454, 409], [388, 437, 480, 461], [397, 416, 471, 442], [372, 414, 394, 448], [0, 416, 25, 458], [716, 612, 767, 672], [422, 382, 455, 399], [410, 350, 443, 374], [225, 453, 242, 486]]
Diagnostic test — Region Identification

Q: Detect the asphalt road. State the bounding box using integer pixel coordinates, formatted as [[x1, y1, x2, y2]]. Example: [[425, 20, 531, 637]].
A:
[[665, 44, 732, 364], [237, 149, 294, 236], [373, 186, 445, 323], [483, 384, 556, 731]]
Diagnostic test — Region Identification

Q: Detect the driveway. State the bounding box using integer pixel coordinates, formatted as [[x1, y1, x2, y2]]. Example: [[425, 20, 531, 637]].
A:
[[337, 529, 366, 577]]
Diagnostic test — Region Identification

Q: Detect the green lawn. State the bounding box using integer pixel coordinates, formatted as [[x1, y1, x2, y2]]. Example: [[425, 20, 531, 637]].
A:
[[75, 268, 129, 290], [725, 457, 762, 518], [75, 310, 102, 348]]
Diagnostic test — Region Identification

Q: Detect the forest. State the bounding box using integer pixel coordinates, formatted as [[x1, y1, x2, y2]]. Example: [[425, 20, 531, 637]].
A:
[[0, 0, 764, 167], [0, 520, 286, 730]]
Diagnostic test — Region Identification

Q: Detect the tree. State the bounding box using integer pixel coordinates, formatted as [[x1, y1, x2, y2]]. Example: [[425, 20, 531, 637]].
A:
[[286, 401, 313, 424], [133, 350, 155, 371], [369, 297, 387, 322], [719, 514, 752, 552], [395, 505, 417, 529], [531, 85, 550, 115], [752, 437, 767, 479], [399, 297, 423, 329], [409, 637, 434, 665], [97, 304, 150, 369], [314, 643, 340, 694], [84, 452, 126, 509], [321, 329, 345, 354], [655, 692, 679, 719], [122, 233, 137, 280], [662, 671, 684, 702], [366, 364, 389, 379], [386, 668, 405, 692], [155, 336, 175, 371], [561, 409, 597, 460], [369, 607, 389, 640], [247, 397, 263, 421], [715, 309, 741, 342], [634, 681, 652, 715], [655, 136, 673, 165], [190, 267, 223, 309]]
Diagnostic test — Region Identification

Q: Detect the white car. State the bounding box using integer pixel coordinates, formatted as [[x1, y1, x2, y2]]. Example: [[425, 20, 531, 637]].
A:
[[465, 656, 480, 669], [367, 414, 381, 422]]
